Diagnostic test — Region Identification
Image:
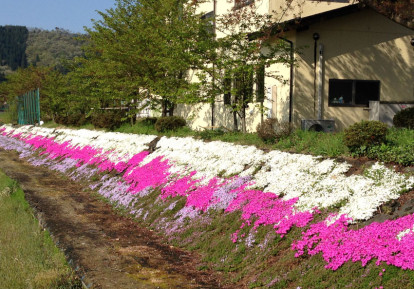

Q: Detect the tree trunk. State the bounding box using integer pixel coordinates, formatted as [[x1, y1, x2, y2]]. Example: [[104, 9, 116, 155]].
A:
[[232, 108, 238, 132], [161, 99, 168, 117], [241, 106, 247, 133], [161, 99, 174, 117]]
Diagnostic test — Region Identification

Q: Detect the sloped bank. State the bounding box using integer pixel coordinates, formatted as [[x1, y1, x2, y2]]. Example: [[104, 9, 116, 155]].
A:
[[1, 124, 414, 288]]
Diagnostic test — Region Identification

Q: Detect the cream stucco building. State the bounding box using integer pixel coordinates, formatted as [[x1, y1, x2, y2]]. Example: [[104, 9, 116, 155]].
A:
[[176, 0, 414, 132]]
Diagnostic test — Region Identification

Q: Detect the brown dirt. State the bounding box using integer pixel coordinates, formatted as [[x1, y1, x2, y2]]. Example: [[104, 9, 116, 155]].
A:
[[0, 149, 229, 289]]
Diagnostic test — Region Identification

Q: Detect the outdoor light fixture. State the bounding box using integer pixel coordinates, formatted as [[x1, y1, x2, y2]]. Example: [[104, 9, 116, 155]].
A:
[[313, 32, 320, 41]]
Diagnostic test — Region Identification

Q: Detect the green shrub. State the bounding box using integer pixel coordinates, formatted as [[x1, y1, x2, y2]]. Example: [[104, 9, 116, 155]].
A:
[[365, 127, 414, 165], [54, 114, 68, 125], [91, 110, 124, 130], [139, 117, 158, 126], [256, 118, 293, 143], [197, 128, 226, 140], [367, 143, 414, 166], [393, 107, 414, 129], [66, 112, 87, 127], [344, 120, 388, 155], [154, 116, 186, 132]]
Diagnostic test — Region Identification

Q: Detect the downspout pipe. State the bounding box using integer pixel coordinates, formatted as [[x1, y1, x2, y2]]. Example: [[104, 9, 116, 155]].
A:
[[317, 43, 324, 120], [313, 33, 320, 118], [211, 0, 217, 128], [279, 37, 294, 123]]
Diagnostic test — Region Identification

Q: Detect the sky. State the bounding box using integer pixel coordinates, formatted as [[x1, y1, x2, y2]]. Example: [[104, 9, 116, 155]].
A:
[[0, 0, 116, 34]]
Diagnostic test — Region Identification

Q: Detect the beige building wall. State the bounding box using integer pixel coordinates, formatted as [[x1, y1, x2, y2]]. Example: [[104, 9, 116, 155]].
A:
[[293, 9, 414, 130], [197, 0, 269, 38], [263, 32, 295, 122], [175, 101, 263, 132], [183, 3, 414, 132]]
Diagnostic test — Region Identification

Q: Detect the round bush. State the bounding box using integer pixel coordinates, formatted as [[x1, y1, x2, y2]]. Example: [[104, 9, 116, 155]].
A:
[[154, 116, 186, 132], [344, 120, 388, 154], [139, 117, 158, 126], [393, 107, 414, 129]]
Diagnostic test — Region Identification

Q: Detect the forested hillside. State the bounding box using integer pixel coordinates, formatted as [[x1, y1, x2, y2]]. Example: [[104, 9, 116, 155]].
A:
[[0, 26, 85, 81], [26, 28, 86, 68]]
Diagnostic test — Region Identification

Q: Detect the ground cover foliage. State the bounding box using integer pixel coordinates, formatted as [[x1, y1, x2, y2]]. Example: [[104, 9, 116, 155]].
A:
[[0, 169, 81, 289], [1, 124, 414, 288]]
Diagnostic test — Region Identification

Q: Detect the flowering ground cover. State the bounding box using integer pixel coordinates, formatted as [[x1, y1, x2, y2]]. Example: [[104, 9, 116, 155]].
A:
[[1, 124, 414, 288]]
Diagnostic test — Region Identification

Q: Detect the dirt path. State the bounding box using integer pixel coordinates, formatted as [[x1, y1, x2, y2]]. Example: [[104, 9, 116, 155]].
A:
[[0, 149, 226, 289]]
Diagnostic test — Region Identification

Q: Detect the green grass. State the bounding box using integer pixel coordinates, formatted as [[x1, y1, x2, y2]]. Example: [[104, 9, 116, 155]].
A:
[[116, 120, 196, 137], [365, 128, 414, 165], [0, 99, 18, 125], [0, 111, 15, 125], [0, 170, 81, 289], [273, 129, 348, 157], [115, 121, 350, 158]]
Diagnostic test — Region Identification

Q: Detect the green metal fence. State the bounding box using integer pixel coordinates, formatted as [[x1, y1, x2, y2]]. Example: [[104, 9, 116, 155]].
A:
[[18, 88, 40, 125]]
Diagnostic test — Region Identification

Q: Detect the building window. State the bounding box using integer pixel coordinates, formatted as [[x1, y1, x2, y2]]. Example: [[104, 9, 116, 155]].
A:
[[234, 68, 254, 103], [201, 11, 215, 38], [234, 0, 254, 10], [256, 64, 265, 102], [223, 71, 232, 105], [223, 68, 254, 105], [328, 79, 380, 107]]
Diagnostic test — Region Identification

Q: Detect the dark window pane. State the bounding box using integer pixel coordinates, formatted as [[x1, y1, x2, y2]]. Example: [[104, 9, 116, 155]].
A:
[[245, 69, 254, 103], [329, 79, 353, 105], [234, 0, 254, 9], [256, 64, 265, 102], [201, 11, 215, 38], [355, 81, 380, 106], [223, 71, 232, 105]]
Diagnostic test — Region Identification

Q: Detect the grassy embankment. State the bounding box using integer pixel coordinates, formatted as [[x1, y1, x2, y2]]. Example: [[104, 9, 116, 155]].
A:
[[0, 169, 81, 289], [110, 121, 414, 287], [1, 118, 413, 288], [111, 187, 414, 289]]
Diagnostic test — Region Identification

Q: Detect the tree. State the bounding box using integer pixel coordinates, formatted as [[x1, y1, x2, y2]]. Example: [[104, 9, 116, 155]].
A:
[[0, 66, 61, 122], [363, 0, 414, 28], [0, 66, 48, 97], [75, 0, 209, 119]]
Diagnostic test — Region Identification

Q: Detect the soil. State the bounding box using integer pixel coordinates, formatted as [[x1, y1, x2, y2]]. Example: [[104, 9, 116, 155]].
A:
[[0, 149, 231, 289]]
